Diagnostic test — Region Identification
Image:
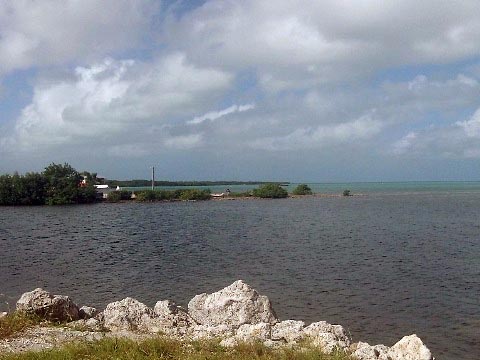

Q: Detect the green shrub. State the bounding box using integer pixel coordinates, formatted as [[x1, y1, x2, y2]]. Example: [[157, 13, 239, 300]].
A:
[[253, 183, 288, 198], [154, 190, 176, 201], [343, 189, 351, 196], [179, 189, 211, 200], [135, 190, 157, 202], [292, 184, 313, 195], [118, 190, 133, 200], [107, 191, 122, 202]]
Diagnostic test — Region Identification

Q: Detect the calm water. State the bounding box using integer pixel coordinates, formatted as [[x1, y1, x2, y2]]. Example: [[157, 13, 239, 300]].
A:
[[126, 181, 480, 195], [1, 190, 479, 359]]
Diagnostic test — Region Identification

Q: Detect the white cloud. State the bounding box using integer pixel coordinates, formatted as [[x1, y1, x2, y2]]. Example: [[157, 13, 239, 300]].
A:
[[456, 108, 480, 137], [187, 103, 255, 125], [2, 54, 233, 152], [249, 113, 382, 151], [164, 134, 203, 149], [165, 1, 480, 89], [392, 132, 418, 155], [0, 0, 157, 75]]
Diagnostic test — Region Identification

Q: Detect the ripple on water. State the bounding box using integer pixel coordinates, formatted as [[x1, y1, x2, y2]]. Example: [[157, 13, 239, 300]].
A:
[[0, 195, 479, 359]]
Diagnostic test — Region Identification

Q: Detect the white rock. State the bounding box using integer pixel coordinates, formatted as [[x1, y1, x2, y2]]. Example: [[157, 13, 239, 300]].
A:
[[351, 341, 390, 360], [0, 312, 7, 319], [79, 306, 98, 319], [388, 334, 433, 360], [303, 321, 351, 353], [16, 288, 79, 322], [102, 297, 154, 332], [235, 322, 272, 343], [66, 318, 103, 331], [153, 300, 193, 327], [272, 320, 305, 343], [188, 280, 277, 327], [190, 324, 235, 339]]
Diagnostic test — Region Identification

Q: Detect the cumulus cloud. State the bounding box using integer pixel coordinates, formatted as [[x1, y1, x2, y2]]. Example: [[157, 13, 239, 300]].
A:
[[456, 108, 480, 137], [2, 54, 232, 152], [3, 1, 480, 178], [0, 0, 157, 75], [164, 0, 480, 89]]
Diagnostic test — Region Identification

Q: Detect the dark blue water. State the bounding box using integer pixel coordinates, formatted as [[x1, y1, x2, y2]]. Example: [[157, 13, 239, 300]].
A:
[[0, 193, 479, 359]]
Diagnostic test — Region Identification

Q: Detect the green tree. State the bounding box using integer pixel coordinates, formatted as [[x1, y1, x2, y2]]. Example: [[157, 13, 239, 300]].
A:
[[18, 172, 48, 205], [253, 183, 288, 198], [292, 184, 313, 195], [0, 175, 14, 205], [43, 163, 86, 205]]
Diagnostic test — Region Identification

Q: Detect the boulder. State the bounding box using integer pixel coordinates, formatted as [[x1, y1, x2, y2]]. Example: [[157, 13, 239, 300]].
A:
[[235, 322, 272, 343], [79, 306, 98, 319], [0, 312, 7, 319], [102, 297, 154, 332], [188, 280, 277, 328], [16, 288, 79, 322], [272, 320, 305, 343], [303, 321, 351, 353], [153, 300, 193, 327], [388, 334, 433, 360], [351, 341, 390, 360], [190, 324, 235, 339]]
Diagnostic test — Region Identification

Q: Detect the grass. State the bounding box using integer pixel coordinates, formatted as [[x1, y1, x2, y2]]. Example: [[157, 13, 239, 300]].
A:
[[0, 336, 354, 360], [0, 312, 41, 340]]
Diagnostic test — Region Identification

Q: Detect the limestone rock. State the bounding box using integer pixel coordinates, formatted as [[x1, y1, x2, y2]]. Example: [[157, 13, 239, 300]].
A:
[[102, 297, 154, 332], [153, 300, 193, 328], [235, 322, 272, 343], [16, 288, 79, 322], [351, 341, 390, 360], [66, 318, 103, 332], [303, 321, 351, 353], [188, 280, 277, 328], [79, 306, 98, 319], [272, 320, 305, 343], [190, 324, 235, 339], [388, 334, 433, 360]]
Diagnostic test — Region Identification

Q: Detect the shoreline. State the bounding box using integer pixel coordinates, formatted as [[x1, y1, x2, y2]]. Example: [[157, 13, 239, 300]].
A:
[[1, 281, 434, 360]]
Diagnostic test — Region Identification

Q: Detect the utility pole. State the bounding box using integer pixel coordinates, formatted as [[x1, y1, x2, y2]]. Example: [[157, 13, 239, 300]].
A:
[[151, 166, 155, 190]]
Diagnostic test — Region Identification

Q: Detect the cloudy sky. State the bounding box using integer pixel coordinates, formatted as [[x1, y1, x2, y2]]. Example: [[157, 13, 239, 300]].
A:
[[1, 0, 480, 181]]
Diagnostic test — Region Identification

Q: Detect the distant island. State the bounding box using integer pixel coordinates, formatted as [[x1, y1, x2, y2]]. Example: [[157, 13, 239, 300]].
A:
[[106, 180, 288, 188]]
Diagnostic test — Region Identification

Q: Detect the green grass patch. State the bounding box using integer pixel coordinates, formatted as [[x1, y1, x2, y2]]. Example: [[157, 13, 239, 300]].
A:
[[0, 336, 354, 360], [0, 312, 41, 340]]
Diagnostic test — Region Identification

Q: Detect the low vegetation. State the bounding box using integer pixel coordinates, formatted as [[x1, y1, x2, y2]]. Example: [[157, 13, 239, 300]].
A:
[[252, 183, 288, 198], [107, 190, 133, 202], [292, 184, 313, 195], [134, 189, 212, 202], [228, 191, 253, 198], [0, 312, 40, 340], [342, 190, 351, 197], [0, 336, 353, 360]]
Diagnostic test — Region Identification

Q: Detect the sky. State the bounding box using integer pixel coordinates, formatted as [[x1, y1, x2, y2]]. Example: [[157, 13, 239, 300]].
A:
[[1, 0, 480, 181]]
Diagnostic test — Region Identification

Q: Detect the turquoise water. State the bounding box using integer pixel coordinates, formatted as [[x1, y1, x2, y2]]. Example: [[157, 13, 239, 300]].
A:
[[125, 181, 480, 194]]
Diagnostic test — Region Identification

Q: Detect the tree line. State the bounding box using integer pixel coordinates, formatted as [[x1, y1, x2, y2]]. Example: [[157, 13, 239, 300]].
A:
[[0, 163, 97, 206]]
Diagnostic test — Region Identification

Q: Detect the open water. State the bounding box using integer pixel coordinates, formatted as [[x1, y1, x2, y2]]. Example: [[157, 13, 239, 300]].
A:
[[1, 185, 479, 359]]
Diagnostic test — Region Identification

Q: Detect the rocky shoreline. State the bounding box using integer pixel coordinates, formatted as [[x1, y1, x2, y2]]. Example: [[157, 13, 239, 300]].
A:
[[1, 280, 434, 360]]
